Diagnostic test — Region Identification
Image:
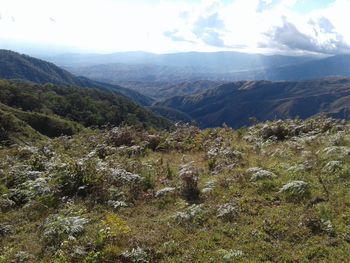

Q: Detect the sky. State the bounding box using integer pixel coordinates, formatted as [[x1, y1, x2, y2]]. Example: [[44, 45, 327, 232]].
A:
[[0, 0, 350, 55]]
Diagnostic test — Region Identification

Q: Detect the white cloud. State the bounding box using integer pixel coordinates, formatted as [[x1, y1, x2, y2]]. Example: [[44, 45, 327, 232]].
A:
[[0, 0, 349, 54]]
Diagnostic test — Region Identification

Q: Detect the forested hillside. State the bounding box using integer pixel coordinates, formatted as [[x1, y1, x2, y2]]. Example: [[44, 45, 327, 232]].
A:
[[0, 50, 153, 106], [0, 79, 170, 144]]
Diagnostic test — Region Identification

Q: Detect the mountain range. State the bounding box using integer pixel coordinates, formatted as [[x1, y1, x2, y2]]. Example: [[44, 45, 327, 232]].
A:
[[2, 49, 350, 130], [65, 53, 350, 86], [57, 52, 350, 104], [225, 54, 350, 81], [44, 51, 315, 71], [59, 51, 322, 87], [156, 78, 350, 128]]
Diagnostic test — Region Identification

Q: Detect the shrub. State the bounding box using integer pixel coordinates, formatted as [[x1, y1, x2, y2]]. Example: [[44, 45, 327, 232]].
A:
[[174, 204, 204, 225], [0, 196, 15, 211], [247, 168, 277, 181], [279, 180, 311, 202], [13, 251, 35, 263], [108, 126, 135, 147], [218, 249, 244, 262], [179, 163, 200, 202], [217, 202, 240, 222], [0, 224, 15, 237], [42, 214, 89, 248], [155, 187, 176, 198], [53, 164, 85, 198], [122, 247, 149, 263]]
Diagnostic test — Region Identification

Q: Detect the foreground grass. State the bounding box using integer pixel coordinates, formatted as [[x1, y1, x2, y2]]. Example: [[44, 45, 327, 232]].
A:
[[1, 118, 350, 262]]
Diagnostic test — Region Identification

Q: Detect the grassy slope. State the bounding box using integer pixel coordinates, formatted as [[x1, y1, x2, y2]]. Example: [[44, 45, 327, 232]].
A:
[[1, 118, 350, 262]]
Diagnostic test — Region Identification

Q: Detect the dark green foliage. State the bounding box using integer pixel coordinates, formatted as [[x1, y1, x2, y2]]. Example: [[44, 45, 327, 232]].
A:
[[141, 170, 156, 191], [0, 79, 171, 138], [13, 110, 81, 137], [0, 108, 43, 144], [0, 111, 14, 142], [53, 162, 89, 198]]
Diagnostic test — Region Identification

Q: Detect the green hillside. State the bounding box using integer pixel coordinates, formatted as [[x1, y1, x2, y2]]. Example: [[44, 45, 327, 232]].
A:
[[0, 79, 171, 142], [0, 50, 153, 106], [1, 117, 350, 262], [0, 108, 44, 145]]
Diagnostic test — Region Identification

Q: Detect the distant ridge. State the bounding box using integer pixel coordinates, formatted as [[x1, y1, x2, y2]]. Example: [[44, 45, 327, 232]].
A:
[[0, 49, 153, 106], [62, 52, 350, 86], [45, 50, 314, 71], [156, 78, 350, 128], [228, 54, 350, 81]]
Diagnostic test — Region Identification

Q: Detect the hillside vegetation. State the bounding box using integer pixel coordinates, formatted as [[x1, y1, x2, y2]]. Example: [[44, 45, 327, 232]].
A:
[[0, 79, 170, 143], [0, 50, 79, 85], [0, 108, 44, 145], [1, 116, 350, 262], [0, 50, 153, 106]]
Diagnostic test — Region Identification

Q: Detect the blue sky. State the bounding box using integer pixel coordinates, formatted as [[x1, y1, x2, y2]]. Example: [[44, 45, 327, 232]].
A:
[[291, 0, 334, 13], [0, 0, 349, 55]]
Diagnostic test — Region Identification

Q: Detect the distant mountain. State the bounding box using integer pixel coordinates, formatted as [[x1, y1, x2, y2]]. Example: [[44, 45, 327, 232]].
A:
[[67, 54, 350, 85], [67, 63, 200, 84], [61, 51, 329, 99], [0, 50, 153, 106], [70, 76, 226, 100], [148, 106, 193, 123], [68, 63, 232, 100], [47, 51, 316, 73], [63, 52, 350, 93], [150, 51, 316, 72], [156, 78, 350, 128], [232, 54, 350, 81], [78, 77, 154, 106], [43, 51, 158, 67], [120, 80, 227, 100]]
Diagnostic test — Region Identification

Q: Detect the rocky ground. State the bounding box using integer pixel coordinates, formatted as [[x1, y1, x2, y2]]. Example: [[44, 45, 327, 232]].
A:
[[1, 116, 350, 262]]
